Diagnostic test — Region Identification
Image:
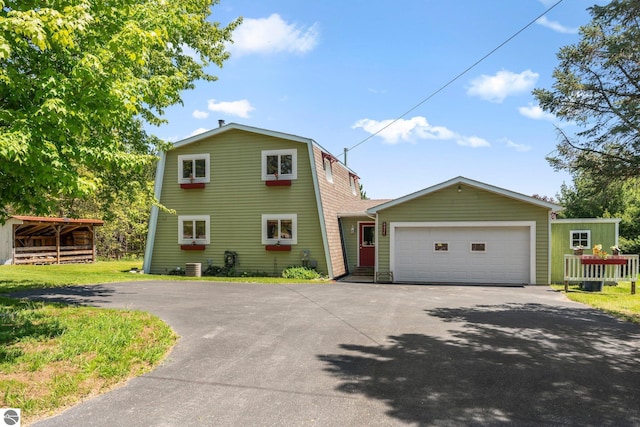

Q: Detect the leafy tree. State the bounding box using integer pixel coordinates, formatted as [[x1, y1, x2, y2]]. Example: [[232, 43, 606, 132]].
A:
[[0, 0, 240, 221], [533, 0, 640, 184]]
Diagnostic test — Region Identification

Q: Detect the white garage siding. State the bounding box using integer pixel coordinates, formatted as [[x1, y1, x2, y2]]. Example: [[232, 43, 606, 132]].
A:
[[390, 222, 536, 284]]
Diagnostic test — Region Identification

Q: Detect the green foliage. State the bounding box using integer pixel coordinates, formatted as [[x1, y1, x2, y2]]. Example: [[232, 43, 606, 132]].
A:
[[534, 0, 640, 182], [0, 1, 240, 220], [557, 175, 640, 254], [281, 265, 323, 280]]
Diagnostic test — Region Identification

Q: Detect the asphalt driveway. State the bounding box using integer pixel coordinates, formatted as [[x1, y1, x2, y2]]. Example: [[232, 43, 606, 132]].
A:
[[19, 281, 640, 426]]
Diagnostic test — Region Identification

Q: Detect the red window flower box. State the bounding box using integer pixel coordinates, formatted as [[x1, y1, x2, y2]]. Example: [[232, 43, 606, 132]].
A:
[[265, 245, 291, 251], [180, 244, 206, 251], [265, 180, 292, 187], [180, 183, 206, 189]]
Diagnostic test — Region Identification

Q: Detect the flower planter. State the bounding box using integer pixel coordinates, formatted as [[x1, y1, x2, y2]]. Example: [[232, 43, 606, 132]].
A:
[[180, 244, 205, 251], [582, 281, 604, 292], [265, 244, 291, 251], [180, 183, 205, 189], [265, 180, 292, 187], [580, 257, 627, 265]]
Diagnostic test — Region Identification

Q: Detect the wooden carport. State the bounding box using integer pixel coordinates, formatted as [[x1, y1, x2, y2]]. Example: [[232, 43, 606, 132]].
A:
[[8, 216, 104, 265]]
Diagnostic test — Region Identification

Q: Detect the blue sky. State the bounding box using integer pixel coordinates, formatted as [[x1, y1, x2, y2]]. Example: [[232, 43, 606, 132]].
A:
[[151, 0, 602, 201]]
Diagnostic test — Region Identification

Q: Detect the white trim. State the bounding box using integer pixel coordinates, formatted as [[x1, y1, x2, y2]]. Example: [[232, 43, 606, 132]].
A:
[[551, 218, 621, 224], [261, 214, 298, 245], [143, 152, 166, 273], [389, 221, 537, 284], [261, 149, 297, 181], [178, 153, 210, 183], [173, 122, 314, 149], [178, 215, 211, 245], [368, 176, 562, 214]]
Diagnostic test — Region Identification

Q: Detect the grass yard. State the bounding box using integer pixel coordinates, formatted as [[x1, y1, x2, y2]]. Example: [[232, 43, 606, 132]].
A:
[[551, 282, 640, 324], [0, 297, 177, 425]]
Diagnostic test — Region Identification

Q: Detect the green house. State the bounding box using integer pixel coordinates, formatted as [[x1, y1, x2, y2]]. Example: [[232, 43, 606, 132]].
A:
[[144, 123, 620, 285], [143, 123, 373, 277]]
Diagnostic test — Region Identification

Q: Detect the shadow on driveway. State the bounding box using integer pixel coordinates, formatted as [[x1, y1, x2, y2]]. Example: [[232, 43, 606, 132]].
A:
[[319, 302, 640, 426]]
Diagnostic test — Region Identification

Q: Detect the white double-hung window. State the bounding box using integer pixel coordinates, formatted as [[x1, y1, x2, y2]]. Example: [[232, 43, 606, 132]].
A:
[[262, 149, 297, 181], [178, 215, 210, 245], [262, 214, 297, 245], [178, 154, 210, 183]]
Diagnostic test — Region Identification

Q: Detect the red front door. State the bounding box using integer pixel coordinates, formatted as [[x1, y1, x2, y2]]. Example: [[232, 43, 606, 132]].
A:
[[359, 222, 375, 267]]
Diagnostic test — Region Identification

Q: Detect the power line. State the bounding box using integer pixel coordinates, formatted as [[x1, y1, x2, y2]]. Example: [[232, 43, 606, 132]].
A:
[[342, 0, 565, 158]]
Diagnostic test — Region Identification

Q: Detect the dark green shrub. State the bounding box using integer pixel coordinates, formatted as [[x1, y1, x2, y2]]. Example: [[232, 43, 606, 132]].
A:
[[281, 266, 322, 280]]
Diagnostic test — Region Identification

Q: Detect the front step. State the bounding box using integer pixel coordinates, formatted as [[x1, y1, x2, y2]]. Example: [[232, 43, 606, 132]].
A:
[[352, 266, 374, 276]]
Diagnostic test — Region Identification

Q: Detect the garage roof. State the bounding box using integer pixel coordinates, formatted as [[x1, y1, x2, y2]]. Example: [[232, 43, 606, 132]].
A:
[[366, 176, 563, 214]]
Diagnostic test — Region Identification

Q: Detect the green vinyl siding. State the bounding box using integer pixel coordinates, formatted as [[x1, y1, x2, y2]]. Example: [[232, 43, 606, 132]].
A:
[[339, 216, 372, 272], [375, 185, 551, 284], [150, 129, 327, 276], [550, 220, 618, 283]]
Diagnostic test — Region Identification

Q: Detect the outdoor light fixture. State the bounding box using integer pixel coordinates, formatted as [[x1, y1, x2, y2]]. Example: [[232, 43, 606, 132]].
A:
[[350, 225, 355, 234], [457, 185, 462, 192]]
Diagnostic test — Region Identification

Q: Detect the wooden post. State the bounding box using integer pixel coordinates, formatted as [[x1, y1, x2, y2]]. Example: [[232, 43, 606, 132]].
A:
[[55, 225, 61, 264], [632, 281, 636, 295], [90, 226, 96, 262], [564, 280, 568, 293]]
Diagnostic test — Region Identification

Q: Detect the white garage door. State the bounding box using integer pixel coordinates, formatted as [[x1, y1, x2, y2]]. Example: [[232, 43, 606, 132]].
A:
[[394, 226, 530, 284]]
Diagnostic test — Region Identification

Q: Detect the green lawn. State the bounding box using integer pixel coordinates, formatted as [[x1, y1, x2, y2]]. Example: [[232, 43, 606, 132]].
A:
[[0, 260, 326, 294], [551, 282, 640, 324]]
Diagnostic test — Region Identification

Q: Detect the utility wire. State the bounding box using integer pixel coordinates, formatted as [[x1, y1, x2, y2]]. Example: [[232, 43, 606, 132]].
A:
[[342, 0, 565, 158]]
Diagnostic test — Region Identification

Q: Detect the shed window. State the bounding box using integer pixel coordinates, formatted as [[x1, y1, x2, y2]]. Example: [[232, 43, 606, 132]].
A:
[[570, 230, 590, 249]]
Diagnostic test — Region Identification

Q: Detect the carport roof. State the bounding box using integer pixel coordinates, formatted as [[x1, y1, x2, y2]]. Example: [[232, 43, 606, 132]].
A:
[[366, 176, 563, 214]]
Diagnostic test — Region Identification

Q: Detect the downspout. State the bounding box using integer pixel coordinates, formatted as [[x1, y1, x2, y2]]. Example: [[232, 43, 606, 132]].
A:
[[143, 152, 167, 274]]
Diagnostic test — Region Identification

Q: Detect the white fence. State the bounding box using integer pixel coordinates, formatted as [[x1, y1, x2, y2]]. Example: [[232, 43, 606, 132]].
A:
[[563, 254, 638, 294]]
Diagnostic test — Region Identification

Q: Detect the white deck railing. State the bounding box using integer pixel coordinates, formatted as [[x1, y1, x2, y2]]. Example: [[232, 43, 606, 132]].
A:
[[563, 254, 638, 294]]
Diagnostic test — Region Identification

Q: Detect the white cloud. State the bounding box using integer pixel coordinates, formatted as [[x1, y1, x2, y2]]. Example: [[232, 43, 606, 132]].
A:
[[503, 138, 532, 152], [192, 109, 209, 119], [229, 14, 319, 56], [518, 104, 556, 121], [536, 16, 578, 34], [190, 128, 209, 137], [467, 70, 539, 103], [352, 116, 490, 148], [207, 99, 254, 118]]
